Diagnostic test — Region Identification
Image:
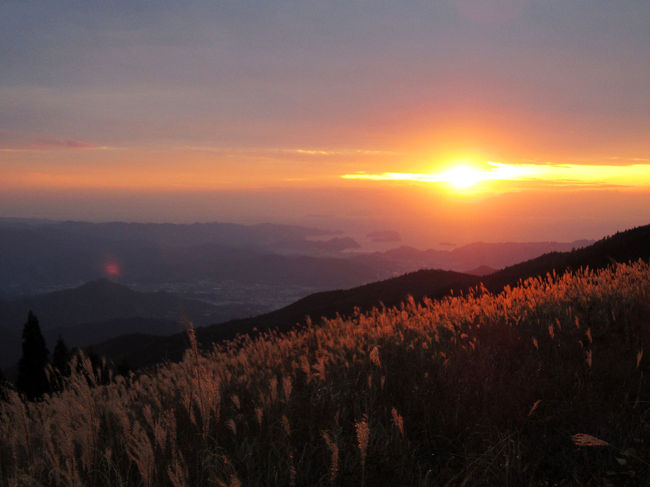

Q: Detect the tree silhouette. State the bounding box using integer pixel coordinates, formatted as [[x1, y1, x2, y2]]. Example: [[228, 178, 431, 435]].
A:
[[15, 311, 50, 400], [52, 336, 71, 376], [50, 336, 72, 391]]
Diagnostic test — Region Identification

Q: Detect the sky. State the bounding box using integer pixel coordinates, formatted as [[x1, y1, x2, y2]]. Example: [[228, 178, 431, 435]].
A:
[[1, 0, 649, 247]]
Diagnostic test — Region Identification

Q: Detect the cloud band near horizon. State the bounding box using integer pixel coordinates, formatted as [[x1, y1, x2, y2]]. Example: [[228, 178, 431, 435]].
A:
[[341, 162, 650, 190]]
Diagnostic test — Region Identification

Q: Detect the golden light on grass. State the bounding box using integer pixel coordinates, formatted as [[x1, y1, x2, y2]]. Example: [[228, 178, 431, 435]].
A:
[[322, 432, 339, 486], [571, 434, 610, 447], [2, 260, 649, 486], [355, 414, 370, 487]]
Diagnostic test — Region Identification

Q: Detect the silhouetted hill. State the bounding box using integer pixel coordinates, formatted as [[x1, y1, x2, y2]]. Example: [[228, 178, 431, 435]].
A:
[[451, 239, 593, 269], [0, 279, 248, 369], [46, 317, 184, 348], [483, 224, 650, 291], [351, 239, 593, 275], [0, 317, 186, 375], [464, 265, 497, 276], [91, 269, 480, 366], [90, 223, 650, 369], [0, 279, 221, 331]]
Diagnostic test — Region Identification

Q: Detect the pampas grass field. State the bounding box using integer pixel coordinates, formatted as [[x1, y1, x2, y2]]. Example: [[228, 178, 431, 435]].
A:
[[1, 261, 649, 486]]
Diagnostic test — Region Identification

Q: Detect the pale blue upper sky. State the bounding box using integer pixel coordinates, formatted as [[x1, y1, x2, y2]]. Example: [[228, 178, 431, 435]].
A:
[[2, 0, 649, 154]]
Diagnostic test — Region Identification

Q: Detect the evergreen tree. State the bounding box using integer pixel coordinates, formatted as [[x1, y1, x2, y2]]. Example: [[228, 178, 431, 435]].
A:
[[50, 336, 72, 392], [15, 311, 50, 400], [52, 335, 71, 376]]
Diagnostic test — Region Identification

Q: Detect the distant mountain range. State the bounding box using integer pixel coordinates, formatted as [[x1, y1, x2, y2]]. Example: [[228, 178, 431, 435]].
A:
[[0, 219, 593, 300], [349, 240, 594, 275], [1, 217, 619, 374], [0, 279, 267, 369], [88, 223, 650, 369], [0, 220, 368, 298], [464, 265, 497, 276], [0, 279, 220, 329]]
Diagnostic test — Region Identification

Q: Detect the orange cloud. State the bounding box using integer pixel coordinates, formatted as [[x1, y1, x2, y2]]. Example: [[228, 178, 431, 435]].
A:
[[341, 162, 650, 191]]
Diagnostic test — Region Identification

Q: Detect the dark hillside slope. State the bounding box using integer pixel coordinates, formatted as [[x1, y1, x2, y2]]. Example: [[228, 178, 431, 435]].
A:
[[484, 223, 650, 291], [201, 270, 479, 339], [0, 280, 239, 369], [92, 270, 480, 366], [91, 223, 650, 368], [0, 279, 221, 331]]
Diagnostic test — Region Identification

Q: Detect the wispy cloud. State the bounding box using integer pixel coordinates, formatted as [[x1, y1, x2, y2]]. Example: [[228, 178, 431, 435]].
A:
[[26, 138, 99, 150], [181, 146, 399, 157], [606, 156, 650, 163], [285, 148, 399, 156], [0, 132, 107, 152]]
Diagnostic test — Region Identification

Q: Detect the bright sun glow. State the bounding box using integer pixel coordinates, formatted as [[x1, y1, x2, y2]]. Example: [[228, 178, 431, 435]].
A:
[[340, 162, 650, 191], [439, 165, 484, 189]]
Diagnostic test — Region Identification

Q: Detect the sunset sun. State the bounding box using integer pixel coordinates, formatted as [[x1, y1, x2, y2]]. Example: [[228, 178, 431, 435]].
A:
[[439, 165, 484, 190]]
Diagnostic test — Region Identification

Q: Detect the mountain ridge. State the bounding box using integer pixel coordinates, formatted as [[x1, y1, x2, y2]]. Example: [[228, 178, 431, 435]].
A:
[[89, 224, 650, 368], [0, 279, 266, 369]]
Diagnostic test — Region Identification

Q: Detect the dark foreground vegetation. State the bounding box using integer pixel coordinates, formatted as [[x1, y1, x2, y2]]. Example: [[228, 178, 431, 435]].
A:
[[1, 261, 649, 486]]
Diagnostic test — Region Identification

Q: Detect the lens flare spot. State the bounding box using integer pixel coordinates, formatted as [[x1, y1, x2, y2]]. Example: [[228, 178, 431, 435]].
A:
[[104, 262, 120, 277]]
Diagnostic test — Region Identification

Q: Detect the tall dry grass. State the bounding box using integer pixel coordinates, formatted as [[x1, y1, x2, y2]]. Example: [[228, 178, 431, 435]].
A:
[[1, 260, 649, 485]]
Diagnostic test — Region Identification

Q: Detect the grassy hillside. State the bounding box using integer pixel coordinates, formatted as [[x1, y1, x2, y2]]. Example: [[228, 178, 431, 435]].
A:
[[2, 260, 649, 486], [91, 269, 480, 368], [90, 223, 650, 369]]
